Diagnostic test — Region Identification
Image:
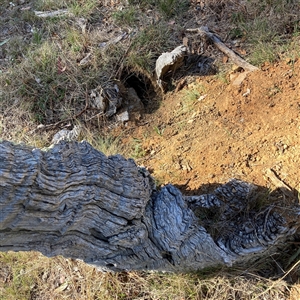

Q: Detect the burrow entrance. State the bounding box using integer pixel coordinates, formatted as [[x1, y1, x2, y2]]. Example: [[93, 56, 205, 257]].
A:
[[120, 68, 161, 113]]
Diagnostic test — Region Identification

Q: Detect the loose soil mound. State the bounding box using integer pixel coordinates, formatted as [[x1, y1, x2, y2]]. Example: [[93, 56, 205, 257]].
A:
[[119, 59, 300, 197]]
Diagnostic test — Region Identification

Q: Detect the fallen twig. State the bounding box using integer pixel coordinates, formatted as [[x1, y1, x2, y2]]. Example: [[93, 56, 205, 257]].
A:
[[0, 38, 10, 47], [34, 9, 70, 18], [265, 168, 294, 197], [186, 26, 259, 72]]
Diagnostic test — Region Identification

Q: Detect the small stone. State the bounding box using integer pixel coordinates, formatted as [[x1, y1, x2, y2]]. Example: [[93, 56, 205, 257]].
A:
[[99, 42, 107, 48], [116, 111, 129, 122], [198, 94, 207, 101], [242, 88, 251, 97], [127, 88, 144, 113], [232, 72, 249, 86], [35, 77, 41, 84]]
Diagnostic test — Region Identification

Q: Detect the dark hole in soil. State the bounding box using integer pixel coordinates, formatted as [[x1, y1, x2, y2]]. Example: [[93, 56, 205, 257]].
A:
[[122, 72, 148, 102], [121, 69, 160, 113]]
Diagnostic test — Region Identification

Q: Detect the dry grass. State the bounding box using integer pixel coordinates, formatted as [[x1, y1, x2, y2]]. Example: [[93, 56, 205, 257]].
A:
[[1, 0, 299, 146], [1, 251, 298, 300]]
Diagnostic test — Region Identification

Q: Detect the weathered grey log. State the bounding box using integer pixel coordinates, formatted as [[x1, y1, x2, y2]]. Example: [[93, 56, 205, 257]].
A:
[[0, 141, 299, 272]]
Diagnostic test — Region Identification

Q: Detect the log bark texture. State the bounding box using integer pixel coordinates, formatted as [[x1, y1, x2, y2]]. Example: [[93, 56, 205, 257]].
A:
[[155, 45, 187, 90], [0, 141, 299, 272]]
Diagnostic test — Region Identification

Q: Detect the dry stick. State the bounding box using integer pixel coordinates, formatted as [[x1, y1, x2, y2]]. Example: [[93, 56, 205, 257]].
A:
[[85, 111, 105, 122], [265, 168, 294, 198], [34, 9, 70, 18], [186, 26, 259, 72]]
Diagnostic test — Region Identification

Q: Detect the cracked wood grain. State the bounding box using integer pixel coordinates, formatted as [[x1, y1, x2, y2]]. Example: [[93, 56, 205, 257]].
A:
[[0, 141, 299, 272]]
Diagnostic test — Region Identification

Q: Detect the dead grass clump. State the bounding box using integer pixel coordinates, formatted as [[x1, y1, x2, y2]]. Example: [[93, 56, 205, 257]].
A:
[[229, 0, 300, 65], [0, 0, 179, 145], [0, 251, 295, 300]]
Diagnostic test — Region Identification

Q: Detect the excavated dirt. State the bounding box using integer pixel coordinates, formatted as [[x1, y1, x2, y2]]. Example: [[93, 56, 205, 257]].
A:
[[117, 58, 300, 198]]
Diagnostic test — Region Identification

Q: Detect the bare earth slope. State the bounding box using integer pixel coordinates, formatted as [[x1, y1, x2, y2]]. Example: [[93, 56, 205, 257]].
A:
[[121, 59, 300, 197]]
